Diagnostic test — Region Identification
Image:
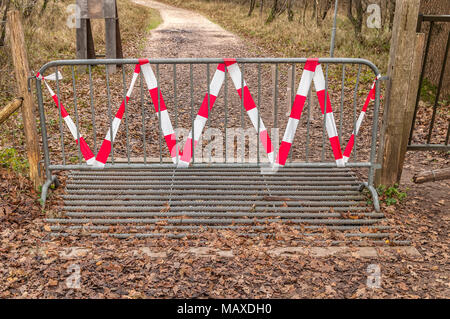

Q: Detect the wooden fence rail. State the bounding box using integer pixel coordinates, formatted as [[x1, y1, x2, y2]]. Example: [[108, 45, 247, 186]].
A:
[[0, 98, 23, 124]]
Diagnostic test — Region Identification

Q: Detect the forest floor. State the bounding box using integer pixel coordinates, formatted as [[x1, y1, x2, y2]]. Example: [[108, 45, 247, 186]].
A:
[[0, 0, 448, 298]]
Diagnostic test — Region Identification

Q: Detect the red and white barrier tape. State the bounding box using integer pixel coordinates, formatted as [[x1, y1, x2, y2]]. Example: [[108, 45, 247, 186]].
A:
[[139, 59, 178, 164], [275, 58, 344, 168], [224, 59, 274, 164], [94, 64, 141, 167], [178, 63, 226, 167], [37, 71, 96, 165], [177, 59, 275, 167], [342, 75, 380, 163]]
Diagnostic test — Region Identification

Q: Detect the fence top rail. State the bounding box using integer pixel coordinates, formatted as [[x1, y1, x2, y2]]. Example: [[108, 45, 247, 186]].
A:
[[37, 57, 381, 77], [419, 14, 450, 22]]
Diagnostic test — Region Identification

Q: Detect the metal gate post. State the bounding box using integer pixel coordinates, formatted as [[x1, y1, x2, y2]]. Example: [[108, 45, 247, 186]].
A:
[[36, 77, 58, 204]]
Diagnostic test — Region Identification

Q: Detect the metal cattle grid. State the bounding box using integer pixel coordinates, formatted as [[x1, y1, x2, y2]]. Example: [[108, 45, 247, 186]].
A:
[[35, 58, 406, 245]]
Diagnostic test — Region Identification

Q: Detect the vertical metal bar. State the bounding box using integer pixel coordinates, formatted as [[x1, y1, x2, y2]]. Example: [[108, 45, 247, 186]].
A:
[[330, 0, 339, 57], [257, 63, 261, 165], [173, 64, 178, 164], [36, 78, 52, 180], [240, 63, 245, 162], [55, 66, 66, 165], [288, 63, 295, 163], [207, 63, 211, 163], [368, 78, 381, 186], [426, 31, 449, 144], [224, 65, 228, 163], [190, 63, 195, 164], [352, 65, 361, 161], [122, 66, 130, 163], [305, 85, 311, 162], [416, 14, 423, 33], [321, 64, 330, 161], [88, 65, 97, 154], [409, 21, 434, 144], [273, 63, 279, 160], [156, 64, 162, 164], [339, 64, 346, 145], [105, 64, 114, 164], [71, 66, 82, 164], [140, 72, 147, 164]]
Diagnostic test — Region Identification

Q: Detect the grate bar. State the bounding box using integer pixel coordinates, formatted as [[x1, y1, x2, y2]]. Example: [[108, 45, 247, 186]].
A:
[[50, 225, 391, 231], [65, 189, 363, 196], [62, 194, 365, 201], [63, 200, 366, 207], [46, 218, 385, 225], [63, 205, 369, 212], [63, 212, 382, 218], [66, 183, 360, 190]]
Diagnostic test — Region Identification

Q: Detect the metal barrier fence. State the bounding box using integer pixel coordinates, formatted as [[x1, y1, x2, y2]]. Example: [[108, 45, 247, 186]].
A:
[[409, 14, 450, 151], [36, 58, 383, 212]]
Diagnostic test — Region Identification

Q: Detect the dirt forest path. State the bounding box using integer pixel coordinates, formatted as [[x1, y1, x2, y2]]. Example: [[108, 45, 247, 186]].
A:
[[133, 0, 243, 58]]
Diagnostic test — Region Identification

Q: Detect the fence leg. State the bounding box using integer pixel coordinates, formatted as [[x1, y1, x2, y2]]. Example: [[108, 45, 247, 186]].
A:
[[7, 10, 42, 191], [375, 0, 423, 186]]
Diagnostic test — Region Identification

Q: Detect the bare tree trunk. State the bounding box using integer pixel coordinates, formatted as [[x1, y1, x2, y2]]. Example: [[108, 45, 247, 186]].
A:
[[322, 0, 332, 20], [248, 0, 256, 17], [0, 0, 10, 47], [388, 0, 395, 31], [23, 0, 38, 18], [260, 0, 264, 17], [347, 0, 364, 42], [40, 0, 50, 15], [266, 0, 277, 23], [302, 0, 308, 25], [287, 0, 293, 21], [380, 0, 386, 29], [311, 0, 317, 20]]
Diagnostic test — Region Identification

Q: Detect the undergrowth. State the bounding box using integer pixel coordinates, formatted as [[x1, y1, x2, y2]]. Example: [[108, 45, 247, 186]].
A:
[[377, 184, 407, 206]]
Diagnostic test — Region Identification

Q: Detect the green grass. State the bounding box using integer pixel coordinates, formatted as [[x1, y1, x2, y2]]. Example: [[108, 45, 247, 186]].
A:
[[0, 148, 29, 175], [146, 9, 163, 31], [377, 184, 407, 206]]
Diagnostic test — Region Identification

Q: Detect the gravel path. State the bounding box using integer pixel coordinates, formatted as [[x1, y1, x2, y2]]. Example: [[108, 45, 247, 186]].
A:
[[134, 0, 242, 58]]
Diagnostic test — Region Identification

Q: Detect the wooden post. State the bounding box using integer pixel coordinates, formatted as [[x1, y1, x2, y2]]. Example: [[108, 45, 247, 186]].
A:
[[7, 10, 42, 190], [104, 0, 117, 73], [397, 32, 425, 178], [115, 2, 123, 60], [75, 0, 122, 72], [0, 98, 23, 124], [375, 0, 422, 186], [76, 18, 96, 60]]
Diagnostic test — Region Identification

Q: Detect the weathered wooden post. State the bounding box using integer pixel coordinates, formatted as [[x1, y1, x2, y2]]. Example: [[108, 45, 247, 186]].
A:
[[76, 0, 123, 73], [7, 10, 42, 190], [375, 0, 424, 186]]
